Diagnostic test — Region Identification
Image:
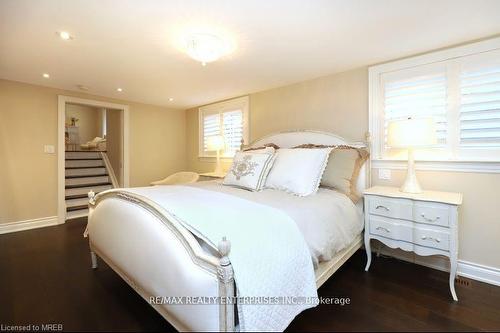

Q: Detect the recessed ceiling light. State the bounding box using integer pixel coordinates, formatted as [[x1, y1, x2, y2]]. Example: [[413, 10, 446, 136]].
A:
[[168, 97, 174, 102], [42, 73, 50, 78], [116, 88, 123, 92], [77, 84, 89, 91], [58, 31, 73, 40]]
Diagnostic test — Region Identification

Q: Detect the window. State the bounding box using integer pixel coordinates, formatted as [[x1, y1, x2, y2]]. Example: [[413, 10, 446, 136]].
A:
[[370, 37, 500, 165], [199, 96, 249, 158]]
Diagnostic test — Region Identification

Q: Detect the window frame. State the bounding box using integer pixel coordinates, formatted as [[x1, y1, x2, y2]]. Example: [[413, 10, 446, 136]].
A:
[[369, 37, 500, 173], [198, 96, 250, 158]]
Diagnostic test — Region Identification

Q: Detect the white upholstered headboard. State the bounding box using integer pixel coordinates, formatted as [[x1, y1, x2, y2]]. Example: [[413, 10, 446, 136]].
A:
[[247, 130, 371, 197]]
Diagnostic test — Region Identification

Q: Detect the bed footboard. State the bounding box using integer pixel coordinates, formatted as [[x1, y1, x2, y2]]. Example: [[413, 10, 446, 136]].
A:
[[86, 190, 235, 332]]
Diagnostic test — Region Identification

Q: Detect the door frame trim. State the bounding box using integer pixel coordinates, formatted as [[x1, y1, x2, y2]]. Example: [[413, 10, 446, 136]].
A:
[[57, 95, 130, 224]]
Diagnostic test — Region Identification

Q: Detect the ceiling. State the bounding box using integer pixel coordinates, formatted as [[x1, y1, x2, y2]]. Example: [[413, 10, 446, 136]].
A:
[[1, 0, 500, 109]]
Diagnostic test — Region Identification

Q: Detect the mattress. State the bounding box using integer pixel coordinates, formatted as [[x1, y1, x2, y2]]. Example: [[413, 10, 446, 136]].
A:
[[189, 180, 364, 266]]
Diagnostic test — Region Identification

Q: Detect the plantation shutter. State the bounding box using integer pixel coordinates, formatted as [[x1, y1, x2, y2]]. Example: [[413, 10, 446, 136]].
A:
[[202, 112, 220, 152], [382, 69, 448, 146], [222, 109, 244, 156], [459, 60, 500, 147], [201, 109, 245, 156]]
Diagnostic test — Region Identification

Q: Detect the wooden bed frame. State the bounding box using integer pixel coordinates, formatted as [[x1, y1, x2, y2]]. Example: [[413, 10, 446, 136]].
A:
[[86, 130, 370, 332]]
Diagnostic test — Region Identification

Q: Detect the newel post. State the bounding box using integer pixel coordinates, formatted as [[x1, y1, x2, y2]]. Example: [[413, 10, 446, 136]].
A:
[[218, 237, 235, 332]]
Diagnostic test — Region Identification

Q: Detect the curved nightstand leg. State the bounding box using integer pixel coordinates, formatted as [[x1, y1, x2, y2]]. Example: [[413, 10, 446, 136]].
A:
[[364, 236, 372, 272], [449, 256, 458, 301]]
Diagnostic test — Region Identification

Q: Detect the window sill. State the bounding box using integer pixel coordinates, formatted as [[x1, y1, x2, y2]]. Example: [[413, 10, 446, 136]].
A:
[[198, 156, 234, 163], [372, 159, 500, 174]]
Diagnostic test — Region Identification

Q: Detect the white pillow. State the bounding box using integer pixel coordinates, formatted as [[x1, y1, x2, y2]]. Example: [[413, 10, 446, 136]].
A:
[[265, 148, 332, 196], [223, 150, 275, 191]]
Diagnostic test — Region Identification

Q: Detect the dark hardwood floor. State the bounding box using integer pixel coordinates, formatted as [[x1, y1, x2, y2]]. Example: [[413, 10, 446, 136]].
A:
[[1, 218, 499, 332]]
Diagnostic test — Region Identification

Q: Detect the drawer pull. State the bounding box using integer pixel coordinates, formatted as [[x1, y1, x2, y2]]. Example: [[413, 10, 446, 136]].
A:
[[376, 226, 391, 233], [375, 205, 390, 211], [421, 213, 440, 223], [421, 235, 441, 243]]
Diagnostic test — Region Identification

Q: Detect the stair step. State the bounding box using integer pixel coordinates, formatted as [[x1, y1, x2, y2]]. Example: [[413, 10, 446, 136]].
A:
[[66, 197, 90, 208], [65, 194, 89, 200], [65, 166, 104, 169], [67, 204, 88, 212], [65, 173, 108, 179], [65, 158, 102, 160], [65, 151, 101, 159], [65, 182, 112, 189], [66, 176, 110, 186], [66, 208, 89, 220], [66, 159, 104, 168], [65, 184, 113, 197]]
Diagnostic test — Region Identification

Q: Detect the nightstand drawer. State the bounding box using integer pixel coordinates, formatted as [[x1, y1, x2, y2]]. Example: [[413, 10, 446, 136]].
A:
[[368, 196, 413, 220], [369, 216, 450, 251], [413, 226, 450, 251], [369, 217, 410, 240], [414, 202, 450, 227]]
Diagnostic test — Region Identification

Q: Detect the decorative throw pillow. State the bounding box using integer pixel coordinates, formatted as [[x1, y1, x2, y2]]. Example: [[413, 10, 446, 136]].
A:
[[223, 150, 276, 191], [293, 144, 369, 202], [265, 148, 332, 196]]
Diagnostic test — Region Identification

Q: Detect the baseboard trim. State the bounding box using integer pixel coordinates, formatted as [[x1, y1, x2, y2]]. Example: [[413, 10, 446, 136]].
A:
[[0, 216, 59, 235], [376, 246, 500, 287], [457, 260, 500, 287]]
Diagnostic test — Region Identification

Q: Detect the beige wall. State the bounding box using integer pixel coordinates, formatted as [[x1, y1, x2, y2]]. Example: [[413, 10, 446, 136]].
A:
[[187, 67, 368, 173], [185, 67, 500, 269], [106, 108, 122, 186], [65, 103, 100, 144], [0, 79, 186, 224]]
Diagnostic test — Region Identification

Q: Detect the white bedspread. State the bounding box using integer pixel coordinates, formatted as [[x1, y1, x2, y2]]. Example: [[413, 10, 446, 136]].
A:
[[191, 181, 364, 266], [124, 185, 317, 332]]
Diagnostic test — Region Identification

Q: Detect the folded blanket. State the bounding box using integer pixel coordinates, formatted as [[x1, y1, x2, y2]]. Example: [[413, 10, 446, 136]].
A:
[[124, 185, 318, 332]]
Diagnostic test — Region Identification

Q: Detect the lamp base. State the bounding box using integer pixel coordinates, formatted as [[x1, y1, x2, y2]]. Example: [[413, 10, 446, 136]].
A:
[[400, 148, 423, 194], [213, 150, 224, 175], [400, 175, 423, 194]]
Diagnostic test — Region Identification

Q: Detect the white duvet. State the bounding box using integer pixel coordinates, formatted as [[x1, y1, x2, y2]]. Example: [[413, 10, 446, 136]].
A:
[[190, 180, 364, 267]]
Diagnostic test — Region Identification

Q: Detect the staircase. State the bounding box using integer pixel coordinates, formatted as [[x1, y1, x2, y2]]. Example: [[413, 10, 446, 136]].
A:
[[65, 151, 114, 220]]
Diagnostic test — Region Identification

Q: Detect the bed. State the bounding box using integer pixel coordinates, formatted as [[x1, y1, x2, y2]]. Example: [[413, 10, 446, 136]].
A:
[[85, 130, 370, 332]]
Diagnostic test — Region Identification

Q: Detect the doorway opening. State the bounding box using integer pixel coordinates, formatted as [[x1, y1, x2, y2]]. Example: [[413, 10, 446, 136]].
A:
[[58, 96, 129, 223]]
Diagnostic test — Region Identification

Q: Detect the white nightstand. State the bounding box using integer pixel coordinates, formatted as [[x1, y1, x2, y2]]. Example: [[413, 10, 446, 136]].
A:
[[198, 171, 226, 181], [363, 186, 463, 301]]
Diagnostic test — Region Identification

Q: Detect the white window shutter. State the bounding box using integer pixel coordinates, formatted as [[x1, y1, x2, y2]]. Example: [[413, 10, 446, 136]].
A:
[[382, 70, 448, 146], [199, 96, 249, 157], [459, 64, 500, 147], [222, 110, 244, 156], [202, 113, 221, 152]]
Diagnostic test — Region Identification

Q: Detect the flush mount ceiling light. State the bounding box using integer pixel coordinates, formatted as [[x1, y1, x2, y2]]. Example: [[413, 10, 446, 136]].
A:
[[185, 33, 230, 66], [57, 31, 73, 41], [42, 73, 50, 78]]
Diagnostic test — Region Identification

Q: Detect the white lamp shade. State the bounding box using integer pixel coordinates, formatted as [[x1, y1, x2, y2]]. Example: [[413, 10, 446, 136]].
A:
[[206, 135, 225, 151], [387, 117, 437, 148]]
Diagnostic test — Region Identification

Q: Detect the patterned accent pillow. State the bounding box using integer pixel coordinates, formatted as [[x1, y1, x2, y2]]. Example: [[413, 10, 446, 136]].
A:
[[293, 144, 369, 202], [223, 150, 276, 191], [265, 148, 332, 196]]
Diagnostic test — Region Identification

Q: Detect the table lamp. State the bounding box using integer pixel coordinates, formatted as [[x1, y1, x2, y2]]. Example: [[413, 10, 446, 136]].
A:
[[387, 117, 437, 193], [207, 135, 225, 174]]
